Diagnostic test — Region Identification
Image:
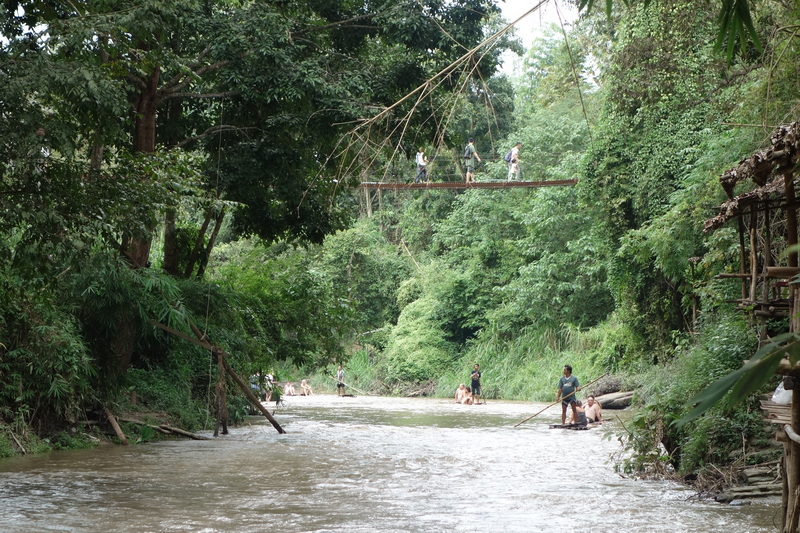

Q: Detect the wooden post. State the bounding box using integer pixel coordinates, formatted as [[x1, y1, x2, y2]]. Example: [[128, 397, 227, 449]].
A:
[[790, 308, 800, 531], [750, 221, 757, 303], [214, 348, 228, 437], [364, 188, 372, 218], [783, 455, 789, 531], [786, 172, 798, 268], [789, 406, 800, 533], [761, 201, 772, 343], [737, 215, 748, 301]]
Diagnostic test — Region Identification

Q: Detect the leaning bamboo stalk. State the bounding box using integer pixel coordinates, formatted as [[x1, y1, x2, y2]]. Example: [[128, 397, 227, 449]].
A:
[[103, 407, 129, 446], [9, 431, 26, 454], [187, 322, 286, 434]]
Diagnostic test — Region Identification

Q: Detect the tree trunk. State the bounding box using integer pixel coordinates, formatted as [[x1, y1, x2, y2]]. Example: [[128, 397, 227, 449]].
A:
[[184, 208, 213, 278], [196, 208, 225, 279], [162, 208, 179, 275], [113, 69, 162, 372]]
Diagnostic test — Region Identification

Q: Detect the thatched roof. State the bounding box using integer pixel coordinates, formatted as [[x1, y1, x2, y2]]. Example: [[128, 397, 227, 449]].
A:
[[704, 121, 800, 233]]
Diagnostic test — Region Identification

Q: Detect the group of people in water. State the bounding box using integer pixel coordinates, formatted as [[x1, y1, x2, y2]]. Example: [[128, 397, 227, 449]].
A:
[[259, 363, 602, 428], [454, 364, 483, 404], [250, 364, 349, 402], [282, 379, 313, 396]]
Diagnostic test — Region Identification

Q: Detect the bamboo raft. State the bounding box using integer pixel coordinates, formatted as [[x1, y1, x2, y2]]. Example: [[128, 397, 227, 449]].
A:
[[549, 423, 593, 430]]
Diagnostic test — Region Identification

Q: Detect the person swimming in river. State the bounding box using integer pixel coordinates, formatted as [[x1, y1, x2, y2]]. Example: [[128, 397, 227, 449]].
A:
[[567, 399, 588, 426], [455, 384, 468, 403], [461, 387, 474, 405]]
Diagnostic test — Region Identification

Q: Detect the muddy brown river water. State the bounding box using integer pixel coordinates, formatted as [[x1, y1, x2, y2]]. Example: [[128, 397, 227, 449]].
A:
[[0, 395, 780, 532]]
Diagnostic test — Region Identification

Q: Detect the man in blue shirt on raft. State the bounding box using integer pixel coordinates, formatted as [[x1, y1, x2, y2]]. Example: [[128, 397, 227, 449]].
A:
[[557, 365, 581, 424]]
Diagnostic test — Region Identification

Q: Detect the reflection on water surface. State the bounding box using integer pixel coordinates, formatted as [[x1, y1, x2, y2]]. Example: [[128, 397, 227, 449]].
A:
[[0, 395, 779, 532]]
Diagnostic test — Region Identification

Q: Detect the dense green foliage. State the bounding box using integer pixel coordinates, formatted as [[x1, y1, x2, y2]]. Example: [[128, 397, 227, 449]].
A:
[[1, 0, 798, 487]]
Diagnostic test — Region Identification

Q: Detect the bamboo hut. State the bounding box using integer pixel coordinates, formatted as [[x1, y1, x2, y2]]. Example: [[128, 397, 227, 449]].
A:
[[704, 120, 800, 531]]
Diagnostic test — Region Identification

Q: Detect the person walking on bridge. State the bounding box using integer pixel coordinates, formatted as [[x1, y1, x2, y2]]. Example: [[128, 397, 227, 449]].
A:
[[507, 142, 521, 181], [464, 138, 481, 183], [415, 147, 428, 183]]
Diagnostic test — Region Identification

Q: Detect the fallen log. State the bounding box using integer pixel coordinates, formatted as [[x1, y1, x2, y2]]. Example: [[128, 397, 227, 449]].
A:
[[159, 424, 210, 441], [595, 391, 634, 409], [118, 417, 210, 440]]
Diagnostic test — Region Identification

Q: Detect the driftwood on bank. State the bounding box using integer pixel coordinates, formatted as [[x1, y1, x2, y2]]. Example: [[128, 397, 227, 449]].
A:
[[118, 417, 211, 440]]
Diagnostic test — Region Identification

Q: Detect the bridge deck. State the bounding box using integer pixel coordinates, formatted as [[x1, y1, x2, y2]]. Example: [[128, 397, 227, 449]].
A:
[[357, 179, 577, 190]]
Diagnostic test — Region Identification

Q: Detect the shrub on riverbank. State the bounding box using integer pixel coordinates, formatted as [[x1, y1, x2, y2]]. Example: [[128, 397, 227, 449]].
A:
[[433, 322, 616, 402], [614, 311, 778, 477]]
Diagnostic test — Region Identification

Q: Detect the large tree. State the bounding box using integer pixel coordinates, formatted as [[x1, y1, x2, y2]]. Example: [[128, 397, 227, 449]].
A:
[[1, 0, 505, 372]]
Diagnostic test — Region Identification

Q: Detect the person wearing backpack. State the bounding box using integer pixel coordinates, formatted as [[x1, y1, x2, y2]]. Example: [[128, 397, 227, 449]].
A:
[[506, 142, 521, 181], [464, 138, 481, 183]]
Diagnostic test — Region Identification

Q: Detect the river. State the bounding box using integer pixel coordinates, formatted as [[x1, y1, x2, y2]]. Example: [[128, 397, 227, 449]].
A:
[[0, 394, 780, 532]]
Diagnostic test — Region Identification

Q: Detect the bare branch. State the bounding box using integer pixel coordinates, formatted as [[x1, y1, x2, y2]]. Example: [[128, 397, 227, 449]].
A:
[[160, 59, 231, 96], [291, 13, 376, 37], [176, 124, 258, 148], [163, 90, 241, 101]]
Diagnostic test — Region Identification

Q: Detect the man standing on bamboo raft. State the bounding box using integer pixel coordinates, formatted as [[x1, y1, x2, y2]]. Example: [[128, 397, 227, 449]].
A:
[[557, 365, 581, 424], [336, 365, 346, 396]]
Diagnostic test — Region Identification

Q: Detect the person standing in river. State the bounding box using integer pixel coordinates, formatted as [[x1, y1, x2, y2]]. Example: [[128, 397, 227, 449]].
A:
[[336, 364, 346, 396], [470, 363, 482, 405], [557, 365, 581, 424]]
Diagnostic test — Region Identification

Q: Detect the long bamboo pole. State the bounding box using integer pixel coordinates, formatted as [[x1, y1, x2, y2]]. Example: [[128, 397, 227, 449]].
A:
[[328, 373, 372, 396], [513, 373, 608, 428]]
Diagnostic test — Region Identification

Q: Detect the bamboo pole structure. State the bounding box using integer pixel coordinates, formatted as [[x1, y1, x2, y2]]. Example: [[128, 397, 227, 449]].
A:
[[150, 319, 286, 434]]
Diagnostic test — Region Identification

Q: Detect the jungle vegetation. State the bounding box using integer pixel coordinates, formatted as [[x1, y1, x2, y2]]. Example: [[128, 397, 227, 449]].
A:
[[1, 0, 798, 483]]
